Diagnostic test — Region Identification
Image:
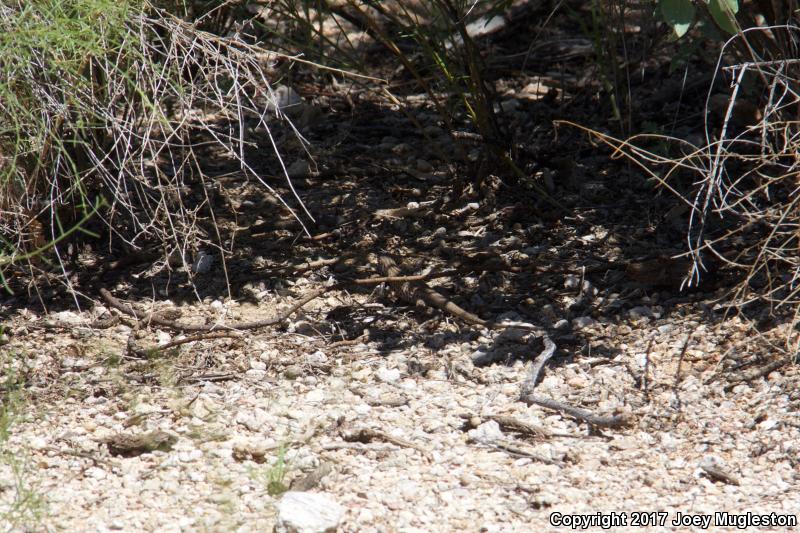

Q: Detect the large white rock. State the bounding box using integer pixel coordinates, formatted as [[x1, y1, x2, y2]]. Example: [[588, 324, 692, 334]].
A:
[[275, 491, 343, 533]]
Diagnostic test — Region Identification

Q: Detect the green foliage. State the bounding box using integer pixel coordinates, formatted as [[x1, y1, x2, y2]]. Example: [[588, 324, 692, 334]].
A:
[[0, 354, 46, 529], [659, 0, 739, 38], [0, 0, 143, 275], [1, 0, 301, 285], [660, 0, 695, 38], [249, 445, 290, 497], [707, 0, 739, 34], [266, 445, 289, 497]]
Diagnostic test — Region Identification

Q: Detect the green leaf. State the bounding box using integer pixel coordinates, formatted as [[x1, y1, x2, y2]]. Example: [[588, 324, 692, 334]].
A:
[[660, 0, 696, 38], [708, 0, 739, 34]]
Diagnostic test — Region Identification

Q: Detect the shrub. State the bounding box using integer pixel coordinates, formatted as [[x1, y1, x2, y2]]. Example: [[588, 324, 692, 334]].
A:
[[0, 0, 305, 284]]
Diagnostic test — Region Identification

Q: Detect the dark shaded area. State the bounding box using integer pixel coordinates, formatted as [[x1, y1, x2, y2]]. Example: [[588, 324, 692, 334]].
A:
[[1, 1, 783, 381]]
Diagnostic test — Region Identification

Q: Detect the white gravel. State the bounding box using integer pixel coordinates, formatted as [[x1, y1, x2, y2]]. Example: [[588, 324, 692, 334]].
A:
[[1, 295, 799, 531]]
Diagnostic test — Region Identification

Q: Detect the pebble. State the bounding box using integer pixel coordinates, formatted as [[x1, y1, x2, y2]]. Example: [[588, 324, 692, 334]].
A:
[[284, 365, 304, 379], [275, 491, 343, 533], [660, 432, 678, 452], [391, 143, 412, 155], [500, 99, 520, 113], [29, 436, 48, 450], [178, 449, 203, 462], [466, 421, 503, 444], [306, 350, 328, 365], [628, 306, 654, 319], [287, 159, 311, 179], [354, 403, 371, 415], [51, 311, 83, 325], [572, 316, 595, 329], [192, 251, 214, 274], [86, 467, 106, 480], [267, 85, 303, 115], [305, 389, 326, 403], [416, 159, 434, 172], [376, 367, 401, 383]]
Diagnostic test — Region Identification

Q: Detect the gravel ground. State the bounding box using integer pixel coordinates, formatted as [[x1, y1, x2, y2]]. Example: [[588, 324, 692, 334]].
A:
[[4, 4, 799, 532], [1, 284, 798, 532]]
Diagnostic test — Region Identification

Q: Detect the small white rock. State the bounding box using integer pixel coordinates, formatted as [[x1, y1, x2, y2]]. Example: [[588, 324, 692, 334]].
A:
[[275, 491, 343, 533], [134, 402, 160, 415], [306, 351, 328, 365], [353, 403, 371, 415], [305, 389, 326, 403], [245, 369, 266, 380], [660, 432, 678, 452], [268, 85, 303, 114], [178, 449, 203, 462], [85, 466, 106, 480], [467, 421, 503, 444], [399, 379, 417, 391], [376, 367, 401, 383], [52, 311, 83, 325], [29, 436, 48, 450], [155, 330, 171, 345]]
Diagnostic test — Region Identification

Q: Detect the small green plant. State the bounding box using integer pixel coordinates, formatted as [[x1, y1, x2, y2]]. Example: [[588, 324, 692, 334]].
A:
[[566, 0, 636, 130], [0, 456, 46, 530], [249, 444, 290, 497], [0, 355, 46, 529]]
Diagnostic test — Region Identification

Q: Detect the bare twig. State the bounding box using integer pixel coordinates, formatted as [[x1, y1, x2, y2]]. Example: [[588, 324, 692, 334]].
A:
[[486, 440, 563, 465], [724, 355, 795, 390]]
